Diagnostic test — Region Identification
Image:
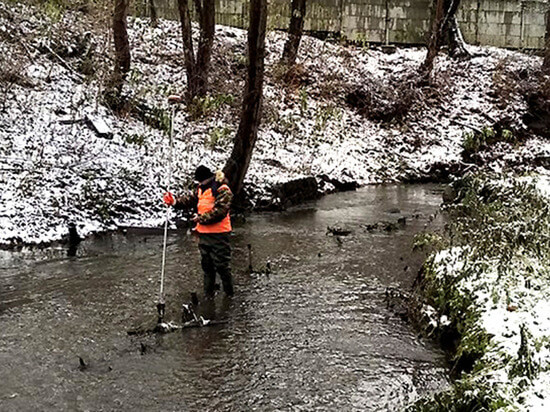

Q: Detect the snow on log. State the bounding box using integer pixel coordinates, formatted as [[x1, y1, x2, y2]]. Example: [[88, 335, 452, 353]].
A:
[[85, 114, 112, 139]]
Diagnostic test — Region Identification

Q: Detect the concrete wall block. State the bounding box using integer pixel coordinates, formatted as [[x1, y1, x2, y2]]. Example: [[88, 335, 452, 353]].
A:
[[522, 11, 547, 26], [479, 0, 518, 13], [365, 16, 386, 30], [218, 3, 233, 14], [504, 1, 524, 13], [492, 23, 514, 36], [460, 0, 479, 11], [506, 10, 522, 25], [353, 0, 385, 6], [389, 7, 430, 20], [310, 4, 340, 21], [269, 17, 290, 30], [461, 30, 477, 44], [481, 10, 517, 24], [505, 36, 522, 48], [458, 22, 479, 34], [392, 17, 408, 31], [390, 17, 428, 43], [403, 7, 431, 21], [325, 19, 341, 31], [315, 19, 339, 32], [525, 36, 545, 49], [527, 23, 548, 38], [137, 0, 547, 49], [312, 0, 341, 7], [478, 33, 521, 48], [342, 4, 357, 16], [359, 4, 386, 17], [307, 19, 319, 31], [341, 15, 361, 31], [504, 23, 522, 37], [365, 29, 385, 42]]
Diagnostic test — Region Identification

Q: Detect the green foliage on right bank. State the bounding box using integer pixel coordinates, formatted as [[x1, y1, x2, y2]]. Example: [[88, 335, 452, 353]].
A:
[[409, 173, 550, 411]]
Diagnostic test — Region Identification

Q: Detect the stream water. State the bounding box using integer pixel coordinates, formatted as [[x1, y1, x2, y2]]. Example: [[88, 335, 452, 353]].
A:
[[0, 185, 448, 411]]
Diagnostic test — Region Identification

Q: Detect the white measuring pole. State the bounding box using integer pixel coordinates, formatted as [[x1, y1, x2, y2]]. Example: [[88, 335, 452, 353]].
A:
[[159, 105, 176, 302]]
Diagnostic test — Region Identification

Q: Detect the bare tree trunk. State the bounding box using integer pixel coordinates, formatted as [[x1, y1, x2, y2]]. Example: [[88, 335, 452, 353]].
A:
[[149, 0, 158, 28], [177, 0, 215, 101], [421, 0, 462, 76], [281, 0, 306, 66], [544, 6, 550, 73], [448, 15, 471, 59], [177, 0, 198, 101], [421, 0, 445, 76], [112, 0, 131, 88], [195, 0, 215, 96], [223, 0, 268, 197]]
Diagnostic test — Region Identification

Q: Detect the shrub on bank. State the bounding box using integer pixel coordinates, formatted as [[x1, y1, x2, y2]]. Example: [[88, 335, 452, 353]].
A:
[[410, 173, 550, 411], [462, 126, 515, 160]]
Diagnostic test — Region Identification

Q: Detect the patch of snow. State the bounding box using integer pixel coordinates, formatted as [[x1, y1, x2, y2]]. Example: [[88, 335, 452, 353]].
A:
[[0, 1, 545, 246], [428, 178, 550, 410]]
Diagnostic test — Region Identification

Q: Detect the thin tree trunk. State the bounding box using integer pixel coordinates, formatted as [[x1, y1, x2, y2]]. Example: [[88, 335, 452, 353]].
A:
[[149, 0, 158, 28], [421, 0, 445, 76], [177, 0, 198, 101], [421, 0, 462, 76], [196, 0, 215, 96], [177, 0, 215, 101], [223, 0, 268, 197], [448, 15, 471, 59], [113, 0, 131, 87], [281, 0, 306, 66], [544, 6, 550, 73]]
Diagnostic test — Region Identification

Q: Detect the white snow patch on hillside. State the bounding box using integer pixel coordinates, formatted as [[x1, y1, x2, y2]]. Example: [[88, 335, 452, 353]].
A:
[[0, 1, 546, 245]]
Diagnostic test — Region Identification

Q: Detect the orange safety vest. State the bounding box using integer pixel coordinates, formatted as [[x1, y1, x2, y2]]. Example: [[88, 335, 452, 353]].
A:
[[195, 184, 232, 234]]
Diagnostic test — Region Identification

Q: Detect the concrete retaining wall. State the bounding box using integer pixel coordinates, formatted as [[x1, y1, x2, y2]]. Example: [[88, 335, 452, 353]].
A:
[[135, 0, 549, 49]]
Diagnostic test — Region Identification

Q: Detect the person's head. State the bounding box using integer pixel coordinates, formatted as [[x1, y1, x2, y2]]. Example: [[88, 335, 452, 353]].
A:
[[194, 165, 214, 184]]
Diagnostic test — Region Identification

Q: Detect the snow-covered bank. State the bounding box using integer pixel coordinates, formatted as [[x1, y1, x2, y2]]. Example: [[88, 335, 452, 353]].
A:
[[1, 1, 549, 246], [410, 172, 550, 411]]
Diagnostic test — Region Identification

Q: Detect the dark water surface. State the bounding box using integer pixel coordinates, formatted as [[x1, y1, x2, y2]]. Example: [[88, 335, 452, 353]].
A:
[[0, 185, 448, 411]]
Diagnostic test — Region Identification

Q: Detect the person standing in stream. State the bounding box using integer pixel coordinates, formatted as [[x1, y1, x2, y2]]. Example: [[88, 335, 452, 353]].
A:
[[163, 165, 234, 297]]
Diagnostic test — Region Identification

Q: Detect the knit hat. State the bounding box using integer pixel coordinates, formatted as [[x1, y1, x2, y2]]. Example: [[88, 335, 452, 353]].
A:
[[194, 165, 214, 182]]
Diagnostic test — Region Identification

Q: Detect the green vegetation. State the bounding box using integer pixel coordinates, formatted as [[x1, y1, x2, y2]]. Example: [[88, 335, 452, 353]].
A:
[[410, 173, 550, 411], [206, 126, 232, 150], [81, 176, 116, 223], [509, 324, 538, 385], [187, 93, 235, 120], [231, 52, 248, 68], [314, 104, 342, 132], [462, 126, 515, 158], [445, 174, 550, 265], [123, 133, 147, 147], [29, 0, 98, 19], [273, 114, 299, 140], [354, 32, 370, 50], [140, 105, 171, 133], [413, 232, 447, 253], [42, 0, 65, 20]]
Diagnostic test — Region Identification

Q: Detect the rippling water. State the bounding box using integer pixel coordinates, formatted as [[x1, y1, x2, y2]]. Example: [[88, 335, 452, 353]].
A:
[[0, 185, 448, 411]]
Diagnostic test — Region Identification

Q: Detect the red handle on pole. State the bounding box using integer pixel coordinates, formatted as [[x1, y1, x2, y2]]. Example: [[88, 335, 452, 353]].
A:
[[163, 192, 175, 206]]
